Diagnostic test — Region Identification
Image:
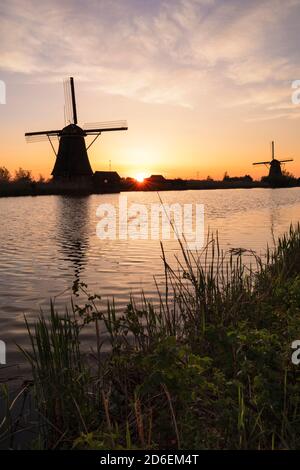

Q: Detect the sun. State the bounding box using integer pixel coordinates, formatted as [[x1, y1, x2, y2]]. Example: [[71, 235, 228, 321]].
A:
[[135, 173, 146, 183]]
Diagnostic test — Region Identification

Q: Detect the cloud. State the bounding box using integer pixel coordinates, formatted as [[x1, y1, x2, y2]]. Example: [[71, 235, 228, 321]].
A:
[[0, 0, 300, 114]]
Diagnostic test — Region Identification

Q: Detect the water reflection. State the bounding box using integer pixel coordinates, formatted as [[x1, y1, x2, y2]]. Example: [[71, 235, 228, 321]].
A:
[[55, 196, 90, 283], [267, 190, 281, 247], [0, 188, 300, 363]]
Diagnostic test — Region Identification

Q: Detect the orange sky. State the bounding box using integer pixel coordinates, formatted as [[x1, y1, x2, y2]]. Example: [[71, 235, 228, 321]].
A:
[[1, 0, 300, 180]]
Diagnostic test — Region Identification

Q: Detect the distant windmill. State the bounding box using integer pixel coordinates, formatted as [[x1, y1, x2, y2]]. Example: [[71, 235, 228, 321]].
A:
[[253, 141, 293, 178], [25, 77, 128, 183]]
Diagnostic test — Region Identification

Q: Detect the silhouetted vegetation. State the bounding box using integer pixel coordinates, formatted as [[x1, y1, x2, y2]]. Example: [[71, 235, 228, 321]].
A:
[[223, 172, 253, 182], [0, 166, 47, 197], [0, 166, 299, 197], [0, 166, 11, 182], [261, 170, 299, 188], [2, 225, 300, 449]]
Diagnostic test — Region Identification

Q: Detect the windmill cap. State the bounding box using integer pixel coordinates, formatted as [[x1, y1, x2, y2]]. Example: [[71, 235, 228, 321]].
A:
[[61, 124, 85, 135]]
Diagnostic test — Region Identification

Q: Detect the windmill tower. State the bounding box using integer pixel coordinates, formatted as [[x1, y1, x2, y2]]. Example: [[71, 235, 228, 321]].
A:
[[253, 141, 293, 180], [25, 77, 127, 187]]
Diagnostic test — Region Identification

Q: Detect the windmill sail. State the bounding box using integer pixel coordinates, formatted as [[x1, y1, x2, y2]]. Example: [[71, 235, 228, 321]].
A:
[[25, 133, 59, 143], [84, 121, 128, 133], [64, 78, 75, 125]]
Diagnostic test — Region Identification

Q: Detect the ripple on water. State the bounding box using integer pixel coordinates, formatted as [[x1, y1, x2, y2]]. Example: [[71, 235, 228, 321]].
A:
[[0, 188, 300, 369]]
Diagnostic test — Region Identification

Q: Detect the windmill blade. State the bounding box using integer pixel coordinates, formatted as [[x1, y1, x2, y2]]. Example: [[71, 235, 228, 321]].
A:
[[25, 130, 61, 136], [25, 130, 60, 143], [253, 161, 271, 165], [69, 77, 77, 125], [26, 134, 49, 143], [279, 159, 293, 163], [64, 78, 73, 125], [84, 120, 128, 133], [25, 134, 59, 143]]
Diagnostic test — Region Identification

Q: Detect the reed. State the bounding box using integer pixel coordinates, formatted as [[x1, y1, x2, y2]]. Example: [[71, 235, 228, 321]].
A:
[[18, 305, 95, 447], [15, 225, 300, 449]]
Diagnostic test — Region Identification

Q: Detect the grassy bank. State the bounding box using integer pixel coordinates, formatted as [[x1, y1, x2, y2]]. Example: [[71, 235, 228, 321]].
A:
[[2, 226, 300, 449]]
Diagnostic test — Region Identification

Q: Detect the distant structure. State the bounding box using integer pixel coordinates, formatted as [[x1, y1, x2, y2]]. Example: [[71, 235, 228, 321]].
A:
[[93, 171, 121, 193], [253, 141, 293, 179], [25, 77, 127, 188], [143, 174, 167, 190], [146, 175, 166, 184]]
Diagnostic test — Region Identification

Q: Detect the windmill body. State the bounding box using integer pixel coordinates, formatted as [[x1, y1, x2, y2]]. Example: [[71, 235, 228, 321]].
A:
[[25, 77, 127, 188], [268, 158, 282, 178], [52, 124, 93, 179]]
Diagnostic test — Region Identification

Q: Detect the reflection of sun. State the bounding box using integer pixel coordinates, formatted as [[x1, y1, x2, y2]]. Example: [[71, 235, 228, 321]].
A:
[[135, 173, 146, 183]]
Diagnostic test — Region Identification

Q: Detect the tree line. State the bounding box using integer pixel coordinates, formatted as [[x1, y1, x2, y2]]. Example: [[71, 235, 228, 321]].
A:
[[0, 166, 48, 184]]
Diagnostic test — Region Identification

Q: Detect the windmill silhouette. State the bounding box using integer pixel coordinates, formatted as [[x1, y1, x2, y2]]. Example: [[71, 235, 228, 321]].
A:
[[253, 141, 293, 179], [25, 77, 128, 185]]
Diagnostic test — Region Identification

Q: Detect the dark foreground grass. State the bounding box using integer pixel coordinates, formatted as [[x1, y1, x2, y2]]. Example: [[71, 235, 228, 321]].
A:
[[3, 225, 300, 449]]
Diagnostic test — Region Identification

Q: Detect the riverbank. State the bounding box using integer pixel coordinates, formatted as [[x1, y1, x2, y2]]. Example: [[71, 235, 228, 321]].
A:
[[2, 224, 300, 449], [0, 178, 299, 197]]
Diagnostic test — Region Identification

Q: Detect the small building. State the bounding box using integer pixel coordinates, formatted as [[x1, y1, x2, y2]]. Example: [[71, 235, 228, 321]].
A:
[[143, 174, 167, 190], [93, 171, 121, 193], [146, 174, 166, 183]]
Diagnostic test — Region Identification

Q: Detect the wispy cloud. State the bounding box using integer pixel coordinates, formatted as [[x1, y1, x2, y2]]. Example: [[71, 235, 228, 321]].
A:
[[0, 0, 299, 114]]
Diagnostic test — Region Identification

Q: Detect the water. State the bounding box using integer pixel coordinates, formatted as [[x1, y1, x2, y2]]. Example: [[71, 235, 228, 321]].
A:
[[1, 187, 300, 374]]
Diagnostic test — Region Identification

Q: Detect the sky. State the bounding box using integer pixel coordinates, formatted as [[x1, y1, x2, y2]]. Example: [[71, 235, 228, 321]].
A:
[[1, 0, 300, 180]]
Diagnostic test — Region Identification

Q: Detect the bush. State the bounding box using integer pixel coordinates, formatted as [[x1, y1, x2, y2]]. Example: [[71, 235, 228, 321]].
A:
[[13, 225, 300, 449]]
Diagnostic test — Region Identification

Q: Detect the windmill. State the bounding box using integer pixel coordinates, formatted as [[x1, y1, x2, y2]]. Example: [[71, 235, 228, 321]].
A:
[[253, 141, 293, 179], [25, 77, 128, 184]]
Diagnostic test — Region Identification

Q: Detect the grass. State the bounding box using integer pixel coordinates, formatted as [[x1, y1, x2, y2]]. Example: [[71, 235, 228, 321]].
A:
[[4, 224, 300, 449]]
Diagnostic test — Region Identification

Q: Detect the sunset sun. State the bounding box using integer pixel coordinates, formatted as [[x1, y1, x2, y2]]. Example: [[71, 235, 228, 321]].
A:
[[135, 173, 146, 183]]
